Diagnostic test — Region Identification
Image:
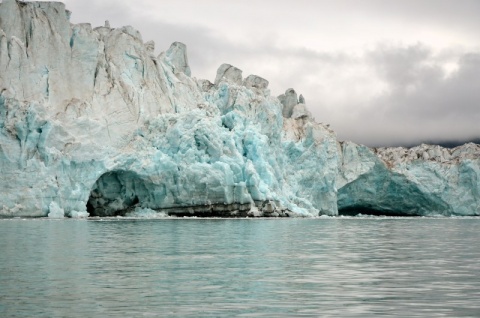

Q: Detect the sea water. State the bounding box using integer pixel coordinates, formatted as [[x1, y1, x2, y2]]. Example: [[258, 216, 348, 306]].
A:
[[1, 217, 480, 317]]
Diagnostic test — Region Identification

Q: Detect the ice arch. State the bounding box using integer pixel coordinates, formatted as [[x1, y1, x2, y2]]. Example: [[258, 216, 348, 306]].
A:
[[337, 165, 450, 217], [87, 170, 154, 217], [86, 170, 254, 217]]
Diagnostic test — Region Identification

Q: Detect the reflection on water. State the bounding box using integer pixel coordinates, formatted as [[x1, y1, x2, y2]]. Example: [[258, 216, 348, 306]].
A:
[[1, 218, 480, 317]]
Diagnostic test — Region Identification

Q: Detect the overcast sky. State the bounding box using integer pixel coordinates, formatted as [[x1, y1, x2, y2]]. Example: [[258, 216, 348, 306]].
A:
[[61, 0, 480, 147]]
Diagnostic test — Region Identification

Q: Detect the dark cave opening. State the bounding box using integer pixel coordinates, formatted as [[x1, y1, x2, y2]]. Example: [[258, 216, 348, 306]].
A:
[[87, 170, 148, 217], [338, 206, 420, 217], [86, 171, 257, 218]]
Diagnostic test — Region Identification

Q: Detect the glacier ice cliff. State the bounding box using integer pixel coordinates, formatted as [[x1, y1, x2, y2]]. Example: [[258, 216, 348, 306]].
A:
[[0, 0, 479, 217]]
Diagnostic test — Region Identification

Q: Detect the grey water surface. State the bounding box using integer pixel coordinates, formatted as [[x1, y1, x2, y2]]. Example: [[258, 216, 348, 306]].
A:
[[1, 217, 480, 317]]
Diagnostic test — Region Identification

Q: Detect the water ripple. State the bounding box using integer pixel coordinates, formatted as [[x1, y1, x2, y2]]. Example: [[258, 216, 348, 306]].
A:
[[1, 218, 480, 317]]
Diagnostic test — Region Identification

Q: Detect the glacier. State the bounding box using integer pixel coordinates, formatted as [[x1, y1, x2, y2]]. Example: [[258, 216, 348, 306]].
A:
[[0, 0, 478, 218]]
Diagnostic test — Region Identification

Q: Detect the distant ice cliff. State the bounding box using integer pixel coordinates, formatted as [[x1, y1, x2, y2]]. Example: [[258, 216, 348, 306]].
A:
[[0, 0, 478, 217]]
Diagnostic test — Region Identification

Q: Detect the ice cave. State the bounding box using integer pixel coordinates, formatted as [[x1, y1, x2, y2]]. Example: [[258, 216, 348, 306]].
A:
[[87, 171, 154, 217]]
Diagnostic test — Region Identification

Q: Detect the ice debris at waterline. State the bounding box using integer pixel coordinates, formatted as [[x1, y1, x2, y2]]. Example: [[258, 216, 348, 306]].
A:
[[0, 0, 479, 218]]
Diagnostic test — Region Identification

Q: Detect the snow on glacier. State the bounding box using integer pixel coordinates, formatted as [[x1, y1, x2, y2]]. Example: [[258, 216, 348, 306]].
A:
[[0, 0, 479, 217]]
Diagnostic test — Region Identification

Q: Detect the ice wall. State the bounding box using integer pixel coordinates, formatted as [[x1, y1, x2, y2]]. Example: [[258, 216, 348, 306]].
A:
[[336, 142, 480, 216], [0, 0, 478, 217]]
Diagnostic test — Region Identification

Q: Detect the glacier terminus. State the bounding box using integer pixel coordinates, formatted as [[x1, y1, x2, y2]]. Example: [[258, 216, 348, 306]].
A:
[[0, 0, 479, 218]]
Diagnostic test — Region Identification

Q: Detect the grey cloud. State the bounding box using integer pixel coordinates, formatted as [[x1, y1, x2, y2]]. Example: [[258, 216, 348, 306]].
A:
[[339, 46, 480, 146], [371, 47, 480, 118], [333, 0, 480, 40], [367, 44, 436, 90]]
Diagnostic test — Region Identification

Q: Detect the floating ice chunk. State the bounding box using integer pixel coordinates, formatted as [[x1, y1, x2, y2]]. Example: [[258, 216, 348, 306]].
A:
[[247, 206, 263, 217], [125, 207, 168, 218], [48, 202, 64, 218], [70, 211, 89, 218]]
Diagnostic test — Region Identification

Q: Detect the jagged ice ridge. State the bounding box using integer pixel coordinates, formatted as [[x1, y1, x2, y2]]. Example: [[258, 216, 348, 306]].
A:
[[0, 0, 479, 218]]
